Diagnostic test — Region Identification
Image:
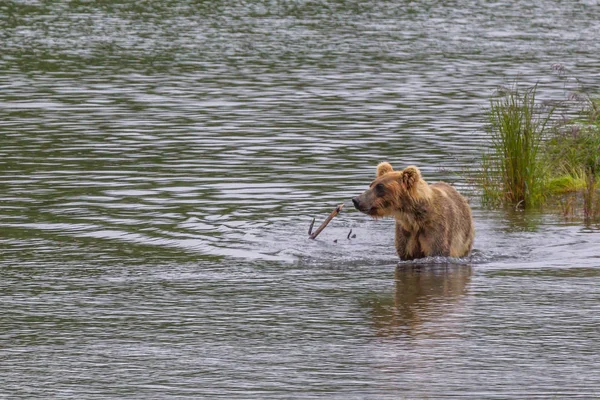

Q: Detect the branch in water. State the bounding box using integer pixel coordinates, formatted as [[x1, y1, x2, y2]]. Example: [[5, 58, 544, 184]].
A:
[[309, 204, 344, 240]]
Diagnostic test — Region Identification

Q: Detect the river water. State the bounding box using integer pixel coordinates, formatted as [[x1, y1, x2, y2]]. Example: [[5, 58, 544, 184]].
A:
[[1, 1, 600, 398]]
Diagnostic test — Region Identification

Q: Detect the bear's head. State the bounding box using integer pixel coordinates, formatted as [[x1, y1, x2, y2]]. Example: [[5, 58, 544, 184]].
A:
[[352, 162, 430, 218]]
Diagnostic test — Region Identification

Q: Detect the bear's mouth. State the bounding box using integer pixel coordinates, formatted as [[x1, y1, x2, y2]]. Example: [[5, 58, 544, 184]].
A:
[[355, 204, 372, 215], [354, 203, 379, 218], [367, 207, 381, 218], [352, 197, 381, 217]]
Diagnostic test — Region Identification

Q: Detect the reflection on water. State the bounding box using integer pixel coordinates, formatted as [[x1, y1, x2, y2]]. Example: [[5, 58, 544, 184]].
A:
[[1, 0, 600, 398], [371, 263, 471, 337]]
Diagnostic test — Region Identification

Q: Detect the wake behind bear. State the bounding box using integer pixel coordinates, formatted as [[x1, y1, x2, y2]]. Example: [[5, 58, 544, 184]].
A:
[[352, 162, 474, 260]]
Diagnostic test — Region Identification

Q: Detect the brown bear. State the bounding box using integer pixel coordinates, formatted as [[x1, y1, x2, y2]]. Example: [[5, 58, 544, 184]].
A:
[[352, 162, 474, 260]]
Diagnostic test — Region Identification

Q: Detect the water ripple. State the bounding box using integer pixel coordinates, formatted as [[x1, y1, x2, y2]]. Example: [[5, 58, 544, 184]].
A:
[[2, 0, 600, 398]]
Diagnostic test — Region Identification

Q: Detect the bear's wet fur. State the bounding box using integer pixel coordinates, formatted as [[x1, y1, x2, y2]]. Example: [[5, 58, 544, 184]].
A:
[[352, 162, 474, 260]]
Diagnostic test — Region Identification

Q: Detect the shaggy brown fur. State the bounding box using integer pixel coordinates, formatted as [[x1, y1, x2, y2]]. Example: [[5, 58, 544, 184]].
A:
[[352, 162, 474, 260]]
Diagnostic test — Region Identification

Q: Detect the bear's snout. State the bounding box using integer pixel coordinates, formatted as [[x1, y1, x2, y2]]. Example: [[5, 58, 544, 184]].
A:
[[352, 196, 361, 210]]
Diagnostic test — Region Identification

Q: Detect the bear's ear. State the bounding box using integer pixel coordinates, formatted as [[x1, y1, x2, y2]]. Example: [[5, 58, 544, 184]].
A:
[[400, 166, 421, 190], [376, 162, 394, 177]]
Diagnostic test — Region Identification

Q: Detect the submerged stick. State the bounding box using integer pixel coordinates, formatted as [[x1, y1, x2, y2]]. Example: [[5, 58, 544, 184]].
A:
[[308, 217, 315, 236], [309, 204, 344, 240]]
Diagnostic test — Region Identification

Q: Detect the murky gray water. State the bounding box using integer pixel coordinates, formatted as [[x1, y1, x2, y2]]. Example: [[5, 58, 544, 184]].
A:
[[1, 1, 600, 398]]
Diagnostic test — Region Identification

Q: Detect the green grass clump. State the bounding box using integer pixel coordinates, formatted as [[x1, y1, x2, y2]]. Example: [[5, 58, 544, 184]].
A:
[[547, 126, 600, 177], [474, 75, 600, 221], [475, 71, 600, 223], [546, 96, 600, 219], [545, 172, 587, 194], [480, 83, 553, 208]]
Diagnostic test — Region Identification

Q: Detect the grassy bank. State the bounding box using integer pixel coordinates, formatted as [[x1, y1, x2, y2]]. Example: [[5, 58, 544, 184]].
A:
[[476, 81, 600, 221]]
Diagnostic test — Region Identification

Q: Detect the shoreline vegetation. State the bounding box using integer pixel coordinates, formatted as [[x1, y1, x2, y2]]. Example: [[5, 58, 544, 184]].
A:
[[473, 71, 600, 223]]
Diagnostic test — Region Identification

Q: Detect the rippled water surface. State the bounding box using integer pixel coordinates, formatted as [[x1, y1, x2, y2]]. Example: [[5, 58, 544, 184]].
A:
[[2, 1, 600, 398]]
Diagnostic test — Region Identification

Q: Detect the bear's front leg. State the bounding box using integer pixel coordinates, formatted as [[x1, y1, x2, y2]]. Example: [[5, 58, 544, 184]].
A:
[[395, 222, 422, 260], [418, 228, 450, 258]]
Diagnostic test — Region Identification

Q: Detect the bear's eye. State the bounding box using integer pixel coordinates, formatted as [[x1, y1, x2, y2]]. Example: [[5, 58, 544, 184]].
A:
[[375, 183, 385, 196]]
